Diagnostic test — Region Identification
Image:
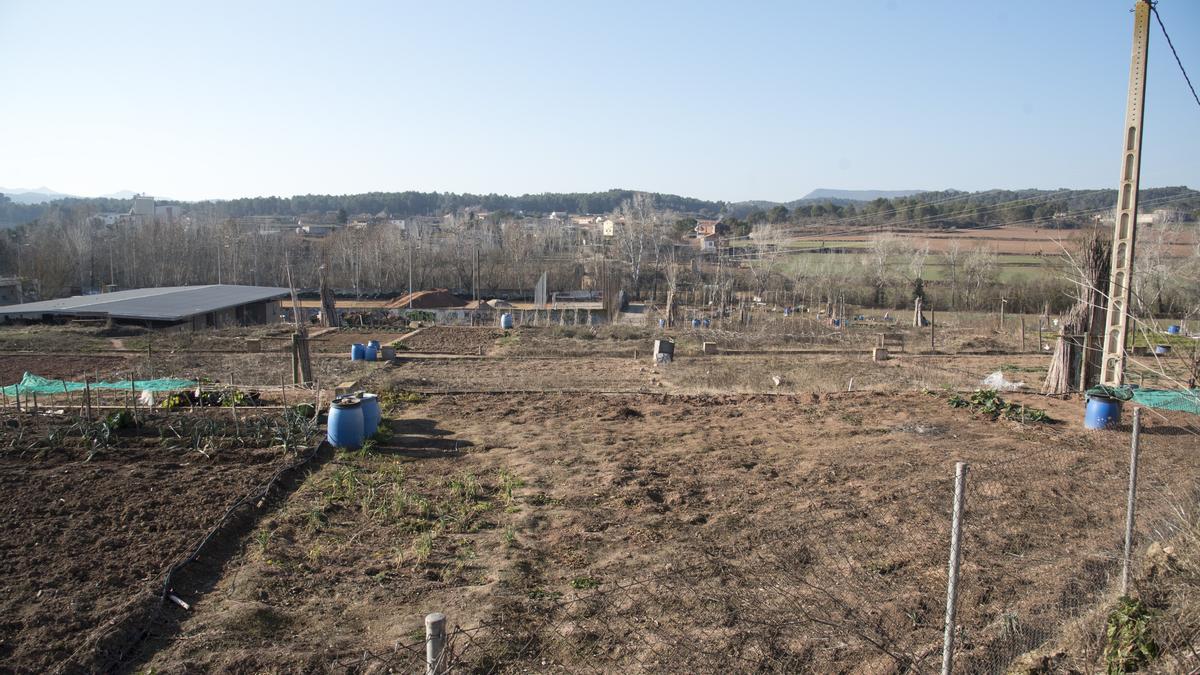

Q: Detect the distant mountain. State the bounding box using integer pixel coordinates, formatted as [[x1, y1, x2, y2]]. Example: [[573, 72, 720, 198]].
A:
[[0, 186, 77, 204], [802, 188, 926, 201], [0, 187, 142, 203]]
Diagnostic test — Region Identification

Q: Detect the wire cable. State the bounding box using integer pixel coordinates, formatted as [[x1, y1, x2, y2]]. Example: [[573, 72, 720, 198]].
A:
[[1153, 4, 1200, 111]]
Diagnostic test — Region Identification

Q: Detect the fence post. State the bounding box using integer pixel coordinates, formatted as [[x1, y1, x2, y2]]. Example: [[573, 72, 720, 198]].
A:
[[1121, 407, 1142, 596], [930, 306, 936, 353], [942, 461, 968, 675], [425, 612, 447, 675]]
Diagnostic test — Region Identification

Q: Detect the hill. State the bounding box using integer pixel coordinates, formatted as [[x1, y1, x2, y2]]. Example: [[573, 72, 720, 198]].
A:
[[802, 188, 926, 201]]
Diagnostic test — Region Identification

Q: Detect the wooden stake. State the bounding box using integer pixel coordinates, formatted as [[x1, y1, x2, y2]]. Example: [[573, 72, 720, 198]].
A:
[[930, 306, 936, 353], [1020, 316, 1026, 352]]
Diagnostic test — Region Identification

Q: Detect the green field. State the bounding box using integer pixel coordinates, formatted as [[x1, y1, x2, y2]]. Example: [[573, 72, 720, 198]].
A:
[[771, 250, 1067, 282]]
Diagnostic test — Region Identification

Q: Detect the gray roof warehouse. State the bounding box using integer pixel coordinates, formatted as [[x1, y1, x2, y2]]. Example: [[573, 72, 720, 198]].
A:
[[0, 285, 290, 329]]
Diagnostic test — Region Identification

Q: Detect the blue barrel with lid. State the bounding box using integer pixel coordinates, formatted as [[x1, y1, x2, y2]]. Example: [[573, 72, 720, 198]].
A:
[[1156, 344, 1171, 355], [1167, 325, 1181, 335], [364, 343, 378, 361], [500, 313, 514, 329], [328, 397, 365, 448], [350, 343, 366, 360], [1084, 395, 1121, 430]]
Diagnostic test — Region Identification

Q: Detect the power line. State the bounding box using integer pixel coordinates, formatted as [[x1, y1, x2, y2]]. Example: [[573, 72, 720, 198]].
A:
[[1152, 4, 1200, 111]]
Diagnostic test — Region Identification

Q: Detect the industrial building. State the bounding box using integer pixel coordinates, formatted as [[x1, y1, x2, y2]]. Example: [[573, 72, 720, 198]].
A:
[[0, 285, 290, 329]]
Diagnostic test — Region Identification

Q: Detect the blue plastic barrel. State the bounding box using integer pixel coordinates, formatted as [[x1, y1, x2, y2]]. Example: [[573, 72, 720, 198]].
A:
[[500, 313, 513, 329], [359, 392, 381, 438], [328, 397, 365, 448], [1084, 395, 1121, 430], [691, 319, 701, 328], [657, 318, 665, 328], [703, 319, 711, 328], [367, 339, 382, 352], [350, 343, 366, 361], [1155, 344, 1171, 355], [1167, 325, 1181, 335], [364, 343, 378, 361]]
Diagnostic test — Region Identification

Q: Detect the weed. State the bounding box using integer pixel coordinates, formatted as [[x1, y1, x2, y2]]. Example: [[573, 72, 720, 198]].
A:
[[379, 390, 428, 408], [498, 468, 523, 506], [330, 465, 360, 501], [449, 472, 482, 501], [254, 529, 271, 553], [504, 526, 517, 546], [947, 389, 1050, 423], [1105, 596, 1158, 673], [570, 576, 600, 590], [412, 532, 434, 565], [304, 508, 326, 532]]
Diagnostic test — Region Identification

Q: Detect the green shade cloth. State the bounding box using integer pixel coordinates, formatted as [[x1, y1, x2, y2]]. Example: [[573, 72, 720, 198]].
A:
[[1, 372, 196, 397], [1087, 384, 1200, 415]]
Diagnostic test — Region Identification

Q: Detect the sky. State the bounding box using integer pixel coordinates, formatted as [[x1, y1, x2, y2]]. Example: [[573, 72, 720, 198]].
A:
[[0, 0, 1197, 203]]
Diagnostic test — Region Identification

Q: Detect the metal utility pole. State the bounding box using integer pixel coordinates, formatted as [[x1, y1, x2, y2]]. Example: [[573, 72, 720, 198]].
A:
[[1100, 0, 1151, 386]]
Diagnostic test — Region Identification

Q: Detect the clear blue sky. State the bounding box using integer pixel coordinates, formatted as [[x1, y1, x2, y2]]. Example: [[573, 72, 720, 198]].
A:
[[1, 0, 1197, 202]]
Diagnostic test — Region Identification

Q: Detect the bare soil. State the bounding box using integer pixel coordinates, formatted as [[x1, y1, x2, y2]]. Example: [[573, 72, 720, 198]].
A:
[[129, 389, 1200, 673], [0, 415, 298, 673], [0, 354, 131, 386], [397, 326, 510, 355]]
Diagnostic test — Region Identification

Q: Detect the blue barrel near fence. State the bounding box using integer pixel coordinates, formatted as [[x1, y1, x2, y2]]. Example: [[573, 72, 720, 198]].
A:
[[658, 318, 665, 329], [350, 343, 366, 361], [1084, 394, 1121, 430], [1156, 344, 1171, 355], [703, 319, 711, 328], [691, 319, 701, 328], [364, 343, 378, 361], [367, 339, 382, 353], [359, 392, 381, 438], [500, 313, 514, 329], [328, 397, 365, 448], [1167, 325, 1181, 335]]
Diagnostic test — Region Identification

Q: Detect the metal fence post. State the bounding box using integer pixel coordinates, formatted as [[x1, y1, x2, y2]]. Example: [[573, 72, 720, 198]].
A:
[[942, 461, 968, 675], [426, 612, 447, 675], [1121, 407, 1142, 596]]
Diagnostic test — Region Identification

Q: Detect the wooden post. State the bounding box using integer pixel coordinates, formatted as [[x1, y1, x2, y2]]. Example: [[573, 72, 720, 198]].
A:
[[1020, 316, 1026, 352], [1121, 407, 1142, 596], [281, 375, 287, 407], [942, 461, 968, 675], [313, 379, 321, 421], [930, 306, 936, 353], [425, 612, 447, 675], [130, 374, 136, 415], [291, 333, 301, 384], [84, 378, 92, 422]]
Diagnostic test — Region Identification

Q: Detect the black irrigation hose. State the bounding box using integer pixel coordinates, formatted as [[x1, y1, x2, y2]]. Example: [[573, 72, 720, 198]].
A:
[[73, 435, 329, 674]]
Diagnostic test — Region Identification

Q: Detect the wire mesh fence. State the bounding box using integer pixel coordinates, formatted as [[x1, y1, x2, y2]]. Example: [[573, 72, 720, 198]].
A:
[[362, 408, 1200, 674]]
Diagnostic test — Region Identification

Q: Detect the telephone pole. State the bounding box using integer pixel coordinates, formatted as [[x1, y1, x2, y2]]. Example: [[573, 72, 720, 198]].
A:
[[1100, 0, 1152, 386]]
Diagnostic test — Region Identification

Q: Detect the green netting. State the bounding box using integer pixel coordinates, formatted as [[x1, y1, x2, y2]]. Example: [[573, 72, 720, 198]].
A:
[[1, 372, 197, 397], [1130, 388, 1200, 415], [1086, 384, 1200, 415]]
